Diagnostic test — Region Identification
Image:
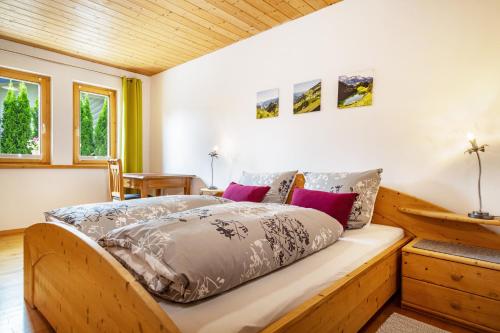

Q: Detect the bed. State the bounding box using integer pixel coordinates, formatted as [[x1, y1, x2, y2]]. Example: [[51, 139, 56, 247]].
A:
[[25, 175, 494, 333], [159, 224, 404, 333]]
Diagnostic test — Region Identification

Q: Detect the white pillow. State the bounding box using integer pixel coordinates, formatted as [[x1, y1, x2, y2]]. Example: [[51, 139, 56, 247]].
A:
[[304, 169, 382, 229], [239, 170, 298, 204]]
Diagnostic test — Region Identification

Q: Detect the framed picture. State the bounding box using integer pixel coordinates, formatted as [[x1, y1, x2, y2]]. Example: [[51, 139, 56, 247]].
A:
[[256, 88, 279, 119], [293, 79, 321, 114], [338, 71, 373, 109]]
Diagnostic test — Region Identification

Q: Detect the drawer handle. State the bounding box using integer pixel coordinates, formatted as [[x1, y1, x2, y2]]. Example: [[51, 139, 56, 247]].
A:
[[450, 274, 463, 281], [450, 301, 461, 310]]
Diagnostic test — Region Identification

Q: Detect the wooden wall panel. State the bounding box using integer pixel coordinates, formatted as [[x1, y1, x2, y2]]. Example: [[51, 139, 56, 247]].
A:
[[0, 0, 343, 75]]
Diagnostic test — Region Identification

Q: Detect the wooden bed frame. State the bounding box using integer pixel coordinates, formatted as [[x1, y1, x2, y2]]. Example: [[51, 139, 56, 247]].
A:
[[24, 176, 498, 333]]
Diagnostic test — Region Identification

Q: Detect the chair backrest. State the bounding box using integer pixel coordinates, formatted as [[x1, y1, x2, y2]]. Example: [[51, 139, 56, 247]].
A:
[[107, 159, 124, 201]]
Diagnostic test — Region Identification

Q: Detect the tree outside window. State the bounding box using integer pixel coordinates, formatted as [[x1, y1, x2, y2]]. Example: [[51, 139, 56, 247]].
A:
[[73, 83, 116, 166], [0, 67, 50, 166], [0, 79, 40, 156], [79, 92, 109, 157]]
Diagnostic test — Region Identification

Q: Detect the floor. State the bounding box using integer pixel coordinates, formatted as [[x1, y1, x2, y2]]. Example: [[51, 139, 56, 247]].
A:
[[0, 234, 53, 333], [0, 233, 473, 333]]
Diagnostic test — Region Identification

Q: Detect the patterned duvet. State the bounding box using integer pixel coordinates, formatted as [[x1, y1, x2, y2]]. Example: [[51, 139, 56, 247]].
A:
[[45, 195, 230, 240], [99, 202, 344, 303]]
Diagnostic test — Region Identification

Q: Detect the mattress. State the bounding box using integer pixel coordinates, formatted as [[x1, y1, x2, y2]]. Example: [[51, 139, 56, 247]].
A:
[[159, 223, 404, 333]]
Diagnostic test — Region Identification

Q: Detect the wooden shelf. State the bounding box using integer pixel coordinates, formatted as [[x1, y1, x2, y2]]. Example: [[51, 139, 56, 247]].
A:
[[398, 207, 500, 227]]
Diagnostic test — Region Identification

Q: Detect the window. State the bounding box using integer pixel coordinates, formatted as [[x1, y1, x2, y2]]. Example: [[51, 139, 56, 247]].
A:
[[73, 83, 116, 166], [0, 67, 51, 165]]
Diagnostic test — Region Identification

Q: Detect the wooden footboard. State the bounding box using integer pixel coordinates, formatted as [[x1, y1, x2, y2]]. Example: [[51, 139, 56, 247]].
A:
[[263, 236, 411, 333], [24, 222, 180, 333]]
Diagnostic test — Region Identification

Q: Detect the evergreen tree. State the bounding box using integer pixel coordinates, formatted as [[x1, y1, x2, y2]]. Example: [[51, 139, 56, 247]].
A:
[[94, 99, 108, 156], [0, 83, 16, 154], [17, 83, 33, 153], [80, 94, 95, 156], [0, 82, 32, 154], [32, 98, 39, 138]]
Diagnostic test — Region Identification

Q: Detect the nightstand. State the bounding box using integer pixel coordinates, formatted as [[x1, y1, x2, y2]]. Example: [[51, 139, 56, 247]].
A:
[[402, 238, 500, 332], [199, 188, 224, 197]]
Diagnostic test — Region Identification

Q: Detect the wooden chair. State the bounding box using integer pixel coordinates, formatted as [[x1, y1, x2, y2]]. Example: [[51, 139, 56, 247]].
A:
[[107, 159, 141, 201]]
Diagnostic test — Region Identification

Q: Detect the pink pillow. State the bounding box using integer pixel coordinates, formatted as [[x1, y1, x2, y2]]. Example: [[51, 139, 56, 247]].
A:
[[222, 182, 271, 202], [291, 188, 358, 228]]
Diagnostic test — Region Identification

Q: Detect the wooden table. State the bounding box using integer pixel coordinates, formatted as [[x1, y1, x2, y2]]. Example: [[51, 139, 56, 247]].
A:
[[123, 173, 195, 198]]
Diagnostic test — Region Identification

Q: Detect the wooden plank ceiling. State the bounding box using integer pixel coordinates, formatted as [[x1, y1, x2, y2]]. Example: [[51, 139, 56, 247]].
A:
[[0, 0, 341, 75]]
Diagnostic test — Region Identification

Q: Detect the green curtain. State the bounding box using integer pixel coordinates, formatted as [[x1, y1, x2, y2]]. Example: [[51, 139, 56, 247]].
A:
[[121, 77, 143, 173]]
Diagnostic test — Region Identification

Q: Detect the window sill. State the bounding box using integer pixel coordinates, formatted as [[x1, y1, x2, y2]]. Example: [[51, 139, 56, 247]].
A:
[[0, 164, 107, 169]]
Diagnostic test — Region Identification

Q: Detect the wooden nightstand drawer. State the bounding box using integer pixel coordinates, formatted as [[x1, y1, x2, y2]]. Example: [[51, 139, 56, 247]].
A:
[[403, 252, 500, 300], [402, 238, 500, 331], [403, 277, 500, 332]]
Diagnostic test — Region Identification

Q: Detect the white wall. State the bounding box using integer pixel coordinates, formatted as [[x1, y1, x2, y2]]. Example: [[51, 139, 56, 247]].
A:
[[150, 0, 500, 215], [0, 39, 151, 231]]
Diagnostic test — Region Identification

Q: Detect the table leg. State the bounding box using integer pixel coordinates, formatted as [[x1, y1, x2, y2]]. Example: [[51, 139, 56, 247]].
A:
[[156, 189, 162, 196], [184, 178, 192, 195], [140, 181, 148, 198]]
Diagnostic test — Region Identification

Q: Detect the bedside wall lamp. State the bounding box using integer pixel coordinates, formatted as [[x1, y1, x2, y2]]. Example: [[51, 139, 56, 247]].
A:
[[465, 133, 494, 220]]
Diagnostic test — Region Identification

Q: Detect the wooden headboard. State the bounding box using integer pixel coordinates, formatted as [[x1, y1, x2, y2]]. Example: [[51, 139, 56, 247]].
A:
[[285, 173, 305, 204], [373, 187, 500, 250], [287, 173, 499, 250]]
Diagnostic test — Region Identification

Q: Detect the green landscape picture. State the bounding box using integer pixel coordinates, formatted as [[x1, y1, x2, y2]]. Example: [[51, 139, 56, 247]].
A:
[[293, 79, 321, 114], [338, 72, 373, 109], [256, 88, 279, 119]]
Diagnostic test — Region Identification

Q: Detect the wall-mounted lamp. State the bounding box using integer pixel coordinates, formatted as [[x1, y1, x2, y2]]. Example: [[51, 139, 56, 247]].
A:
[[208, 146, 219, 190], [465, 133, 493, 220]]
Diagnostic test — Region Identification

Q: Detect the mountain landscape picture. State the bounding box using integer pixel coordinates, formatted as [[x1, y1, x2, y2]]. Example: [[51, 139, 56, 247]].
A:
[[338, 71, 373, 109], [256, 88, 279, 119], [293, 79, 321, 114]]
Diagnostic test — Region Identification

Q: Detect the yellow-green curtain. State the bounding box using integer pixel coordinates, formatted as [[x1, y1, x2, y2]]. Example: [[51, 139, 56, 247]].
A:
[[121, 77, 143, 173]]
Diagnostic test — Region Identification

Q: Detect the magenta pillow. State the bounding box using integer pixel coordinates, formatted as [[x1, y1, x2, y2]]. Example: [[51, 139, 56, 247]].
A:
[[291, 188, 358, 228], [222, 182, 271, 202]]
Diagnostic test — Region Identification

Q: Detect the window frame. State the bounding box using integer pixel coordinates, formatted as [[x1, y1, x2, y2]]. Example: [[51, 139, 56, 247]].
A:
[[73, 82, 117, 166], [0, 67, 51, 166]]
